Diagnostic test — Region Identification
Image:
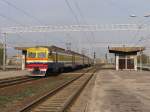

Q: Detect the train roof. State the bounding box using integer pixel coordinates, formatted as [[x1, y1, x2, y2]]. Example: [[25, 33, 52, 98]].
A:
[[15, 45, 86, 56]]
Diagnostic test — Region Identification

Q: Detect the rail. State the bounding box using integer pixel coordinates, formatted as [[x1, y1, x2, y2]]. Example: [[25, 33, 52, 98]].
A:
[[19, 67, 97, 112], [0, 76, 38, 88]]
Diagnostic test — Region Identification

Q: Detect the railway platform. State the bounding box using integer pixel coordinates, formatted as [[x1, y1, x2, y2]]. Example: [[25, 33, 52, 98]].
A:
[[0, 70, 28, 80], [87, 70, 150, 112]]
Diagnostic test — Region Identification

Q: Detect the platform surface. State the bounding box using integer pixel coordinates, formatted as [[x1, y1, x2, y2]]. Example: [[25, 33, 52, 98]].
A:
[[0, 70, 28, 79], [87, 70, 150, 112]]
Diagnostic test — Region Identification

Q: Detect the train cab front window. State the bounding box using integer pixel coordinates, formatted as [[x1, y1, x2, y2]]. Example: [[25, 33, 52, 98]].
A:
[[28, 52, 36, 58], [37, 52, 47, 58]]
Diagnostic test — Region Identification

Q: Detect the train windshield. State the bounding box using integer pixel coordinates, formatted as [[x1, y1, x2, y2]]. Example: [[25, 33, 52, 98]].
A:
[[37, 52, 47, 58], [28, 52, 36, 58]]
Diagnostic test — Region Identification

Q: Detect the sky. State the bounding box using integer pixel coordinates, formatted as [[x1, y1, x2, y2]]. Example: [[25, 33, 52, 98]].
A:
[[0, 0, 150, 58]]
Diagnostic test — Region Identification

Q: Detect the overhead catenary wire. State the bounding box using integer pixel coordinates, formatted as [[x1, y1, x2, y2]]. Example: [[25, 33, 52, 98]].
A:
[[65, 0, 80, 24], [0, 0, 48, 70], [1, 0, 50, 48], [72, 0, 86, 24], [103, 0, 144, 47], [64, 0, 86, 54], [1, 0, 44, 25], [129, 18, 148, 46], [0, 11, 24, 46], [130, 20, 150, 47], [65, 0, 96, 57], [0, 12, 23, 26], [127, 15, 150, 47], [72, 0, 96, 57], [134, 33, 150, 47]]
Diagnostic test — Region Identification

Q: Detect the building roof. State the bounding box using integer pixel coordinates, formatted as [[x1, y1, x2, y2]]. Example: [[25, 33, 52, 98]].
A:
[[109, 47, 145, 53]]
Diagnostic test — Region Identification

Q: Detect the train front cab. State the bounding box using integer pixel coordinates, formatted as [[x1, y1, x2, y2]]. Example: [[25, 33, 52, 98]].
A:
[[26, 47, 49, 76]]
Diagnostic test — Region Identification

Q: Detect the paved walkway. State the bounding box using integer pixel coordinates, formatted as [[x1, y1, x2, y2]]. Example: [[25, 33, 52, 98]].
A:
[[0, 70, 28, 79], [87, 70, 150, 112]]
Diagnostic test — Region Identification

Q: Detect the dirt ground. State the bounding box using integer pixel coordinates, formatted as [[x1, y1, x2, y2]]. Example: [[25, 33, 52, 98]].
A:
[[87, 70, 150, 112]]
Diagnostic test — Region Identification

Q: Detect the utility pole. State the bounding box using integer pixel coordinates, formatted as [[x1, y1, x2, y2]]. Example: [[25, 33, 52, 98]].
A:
[[94, 51, 96, 65], [105, 53, 108, 63], [3, 33, 6, 71], [140, 48, 142, 71]]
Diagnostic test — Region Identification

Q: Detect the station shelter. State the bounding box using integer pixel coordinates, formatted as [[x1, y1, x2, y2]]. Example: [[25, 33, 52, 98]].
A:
[[109, 47, 145, 70]]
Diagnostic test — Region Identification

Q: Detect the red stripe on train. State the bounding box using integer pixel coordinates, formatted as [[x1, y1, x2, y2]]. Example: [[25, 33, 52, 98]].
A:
[[26, 64, 48, 69]]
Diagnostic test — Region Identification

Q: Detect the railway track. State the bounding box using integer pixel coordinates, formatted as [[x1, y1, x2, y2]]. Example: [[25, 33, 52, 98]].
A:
[[0, 76, 38, 88], [19, 67, 97, 112], [0, 68, 90, 89]]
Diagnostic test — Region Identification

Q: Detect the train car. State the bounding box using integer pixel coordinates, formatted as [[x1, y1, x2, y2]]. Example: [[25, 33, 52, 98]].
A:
[[26, 46, 92, 76]]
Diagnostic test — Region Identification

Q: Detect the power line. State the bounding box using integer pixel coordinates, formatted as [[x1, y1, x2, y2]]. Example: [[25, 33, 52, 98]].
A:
[[1, 0, 50, 46], [1, 0, 44, 25], [65, 0, 80, 24], [128, 15, 150, 46], [73, 0, 95, 33], [72, 0, 86, 24], [0, 12, 23, 26], [130, 25, 143, 46], [134, 33, 150, 47], [72, 0, 96, 56], [65, 0, 84, 54], [129, 18, 148, 46], [103, 0, 143, 47]]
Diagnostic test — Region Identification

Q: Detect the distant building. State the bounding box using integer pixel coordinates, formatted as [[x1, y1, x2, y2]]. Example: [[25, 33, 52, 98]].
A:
[[109, 47, 145, 70]]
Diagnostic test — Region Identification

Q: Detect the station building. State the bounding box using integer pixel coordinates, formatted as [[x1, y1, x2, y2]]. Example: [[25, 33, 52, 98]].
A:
[[109, 47, 145, 70]]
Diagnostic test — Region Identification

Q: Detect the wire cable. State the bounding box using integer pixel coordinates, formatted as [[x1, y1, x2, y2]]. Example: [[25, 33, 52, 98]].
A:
[[1, 0, 50, 47], [72, 0, 96, 57], [65, 0, 80, 24], [0, 12, 23, 26], [1, 0, 44, 25], [65, 0, 86, 54]]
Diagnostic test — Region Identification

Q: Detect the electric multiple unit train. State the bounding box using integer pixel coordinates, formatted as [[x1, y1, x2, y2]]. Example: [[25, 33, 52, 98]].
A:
[[26, 46, 93, 76]]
